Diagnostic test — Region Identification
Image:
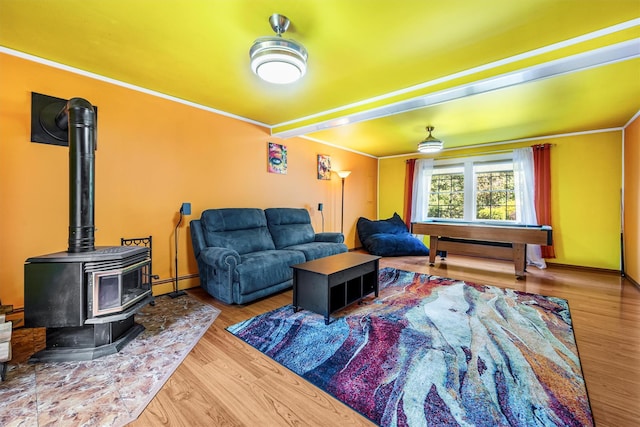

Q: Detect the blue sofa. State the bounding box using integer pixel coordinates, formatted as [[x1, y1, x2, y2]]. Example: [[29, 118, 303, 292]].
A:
[[190, 207, 347, 304]]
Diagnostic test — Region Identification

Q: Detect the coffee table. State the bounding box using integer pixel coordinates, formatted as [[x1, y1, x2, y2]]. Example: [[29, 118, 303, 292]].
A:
[[292, 252, 381, 324]]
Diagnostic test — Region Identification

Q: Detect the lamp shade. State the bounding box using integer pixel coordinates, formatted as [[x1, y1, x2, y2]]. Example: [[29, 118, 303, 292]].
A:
[[337, 170, 352, 179]]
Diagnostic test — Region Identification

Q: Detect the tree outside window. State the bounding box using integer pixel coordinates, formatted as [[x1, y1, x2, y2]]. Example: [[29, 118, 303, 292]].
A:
[[428, 172, 464, 219], [476, 170, 515, 220]]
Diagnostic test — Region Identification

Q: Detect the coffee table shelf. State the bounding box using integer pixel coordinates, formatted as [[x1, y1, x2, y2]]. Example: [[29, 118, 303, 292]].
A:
[[292, 252, 380, 324]]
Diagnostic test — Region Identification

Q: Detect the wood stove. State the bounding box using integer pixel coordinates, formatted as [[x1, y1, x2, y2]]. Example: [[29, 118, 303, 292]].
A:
[[24, 247, 153, 362], [24, 97, 153, 362]]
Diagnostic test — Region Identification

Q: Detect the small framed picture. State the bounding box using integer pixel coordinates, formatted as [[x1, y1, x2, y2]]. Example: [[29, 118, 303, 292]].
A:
[[268, 142, 287, 174], [317, 154, 331, 180]]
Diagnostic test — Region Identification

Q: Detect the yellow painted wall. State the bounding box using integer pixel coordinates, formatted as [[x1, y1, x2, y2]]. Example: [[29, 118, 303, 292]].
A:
[[379, 132, 623, 270], [624, 115, 640, 283], [551, 132, 621, 269], [0, 53, 378, 307]]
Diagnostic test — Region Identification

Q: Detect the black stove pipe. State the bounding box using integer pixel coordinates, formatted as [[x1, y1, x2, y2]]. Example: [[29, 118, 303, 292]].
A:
[[64, 98, 96, 253]]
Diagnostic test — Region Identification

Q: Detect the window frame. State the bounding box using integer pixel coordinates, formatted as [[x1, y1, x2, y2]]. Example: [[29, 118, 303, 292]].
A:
[[428, 153, 516, 223]]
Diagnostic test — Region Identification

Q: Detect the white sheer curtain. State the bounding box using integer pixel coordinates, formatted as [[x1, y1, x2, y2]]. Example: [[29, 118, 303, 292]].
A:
[[411, 158, 434, 223], [513, 147, 546, 269]]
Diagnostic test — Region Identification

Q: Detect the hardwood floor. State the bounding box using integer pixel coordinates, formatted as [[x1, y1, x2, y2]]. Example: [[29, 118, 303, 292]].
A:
[[130, 254, 640, 427]]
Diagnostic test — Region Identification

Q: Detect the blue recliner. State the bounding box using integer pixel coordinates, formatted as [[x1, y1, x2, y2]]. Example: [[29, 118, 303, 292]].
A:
[[190, 208, 347, 304]]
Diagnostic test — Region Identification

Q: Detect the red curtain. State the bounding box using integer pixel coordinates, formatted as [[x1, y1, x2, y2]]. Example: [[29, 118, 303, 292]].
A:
[[532, 144, 555, 258], [404, 159, 416, 229]]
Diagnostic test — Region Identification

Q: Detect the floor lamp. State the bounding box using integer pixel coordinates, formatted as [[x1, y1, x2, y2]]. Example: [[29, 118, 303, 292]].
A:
[[170, 202, 191, 298], [336, 171, 351, 234]]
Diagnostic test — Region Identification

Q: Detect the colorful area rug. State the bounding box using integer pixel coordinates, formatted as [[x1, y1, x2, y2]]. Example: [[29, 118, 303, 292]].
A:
[[228, 268, 593, 427], [0, 294, 220, 427]]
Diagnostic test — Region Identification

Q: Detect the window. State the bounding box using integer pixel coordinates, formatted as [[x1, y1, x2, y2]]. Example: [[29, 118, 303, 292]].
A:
[[428, 166, 464, 219], [426, 154, 516, 222], [475, 162, 515, 221]]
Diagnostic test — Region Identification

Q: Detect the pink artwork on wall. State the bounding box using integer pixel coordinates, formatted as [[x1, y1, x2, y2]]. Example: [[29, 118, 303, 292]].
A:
[[268, 142, 287, 174], [317, 154, 331, 180]]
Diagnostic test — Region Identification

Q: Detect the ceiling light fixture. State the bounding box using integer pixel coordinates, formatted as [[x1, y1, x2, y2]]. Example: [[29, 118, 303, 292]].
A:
[[249, 14, 308, 85], [417, 126, 443, 153]]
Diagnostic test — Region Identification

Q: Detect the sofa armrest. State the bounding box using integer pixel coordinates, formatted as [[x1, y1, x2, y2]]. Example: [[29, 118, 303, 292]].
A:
[[190, 219, 206, 258], [314, 232, 345, 244], [199, 247, 241, 270], [195, 247, 240, 305]]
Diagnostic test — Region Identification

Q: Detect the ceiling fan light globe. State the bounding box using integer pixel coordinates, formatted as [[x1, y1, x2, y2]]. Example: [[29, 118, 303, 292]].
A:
[[417, 140, 443, 153], [250, 37, 307, 84], [417, 126, 443, 153], [256, 62, 302, 84]]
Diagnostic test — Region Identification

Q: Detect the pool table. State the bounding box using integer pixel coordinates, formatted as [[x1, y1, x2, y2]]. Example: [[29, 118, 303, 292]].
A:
[[411, 220, 552, 279]]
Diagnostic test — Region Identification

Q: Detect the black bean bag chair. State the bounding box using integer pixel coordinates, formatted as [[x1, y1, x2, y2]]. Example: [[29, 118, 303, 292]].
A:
[[357, 213, 429, 257]]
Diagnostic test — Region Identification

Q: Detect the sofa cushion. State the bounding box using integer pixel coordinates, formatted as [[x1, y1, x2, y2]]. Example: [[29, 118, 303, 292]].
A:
[[284, 241, 348, 261], [237, 249, 305, 295], [357, 213, 429, 257], [265, 208, 315, 249], [201, 208, 275, 255]]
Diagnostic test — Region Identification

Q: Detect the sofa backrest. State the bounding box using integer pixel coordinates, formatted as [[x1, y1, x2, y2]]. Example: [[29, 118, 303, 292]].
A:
[[265, 208, 315, 249], [200, 208, 275, 255]]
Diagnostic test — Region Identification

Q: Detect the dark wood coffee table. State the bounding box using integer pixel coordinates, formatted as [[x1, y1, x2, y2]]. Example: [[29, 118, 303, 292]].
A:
[[292, 252, 381, 324]]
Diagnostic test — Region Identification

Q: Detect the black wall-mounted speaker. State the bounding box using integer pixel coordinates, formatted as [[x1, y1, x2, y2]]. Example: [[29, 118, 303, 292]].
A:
[[318, 203, 323, 211]]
